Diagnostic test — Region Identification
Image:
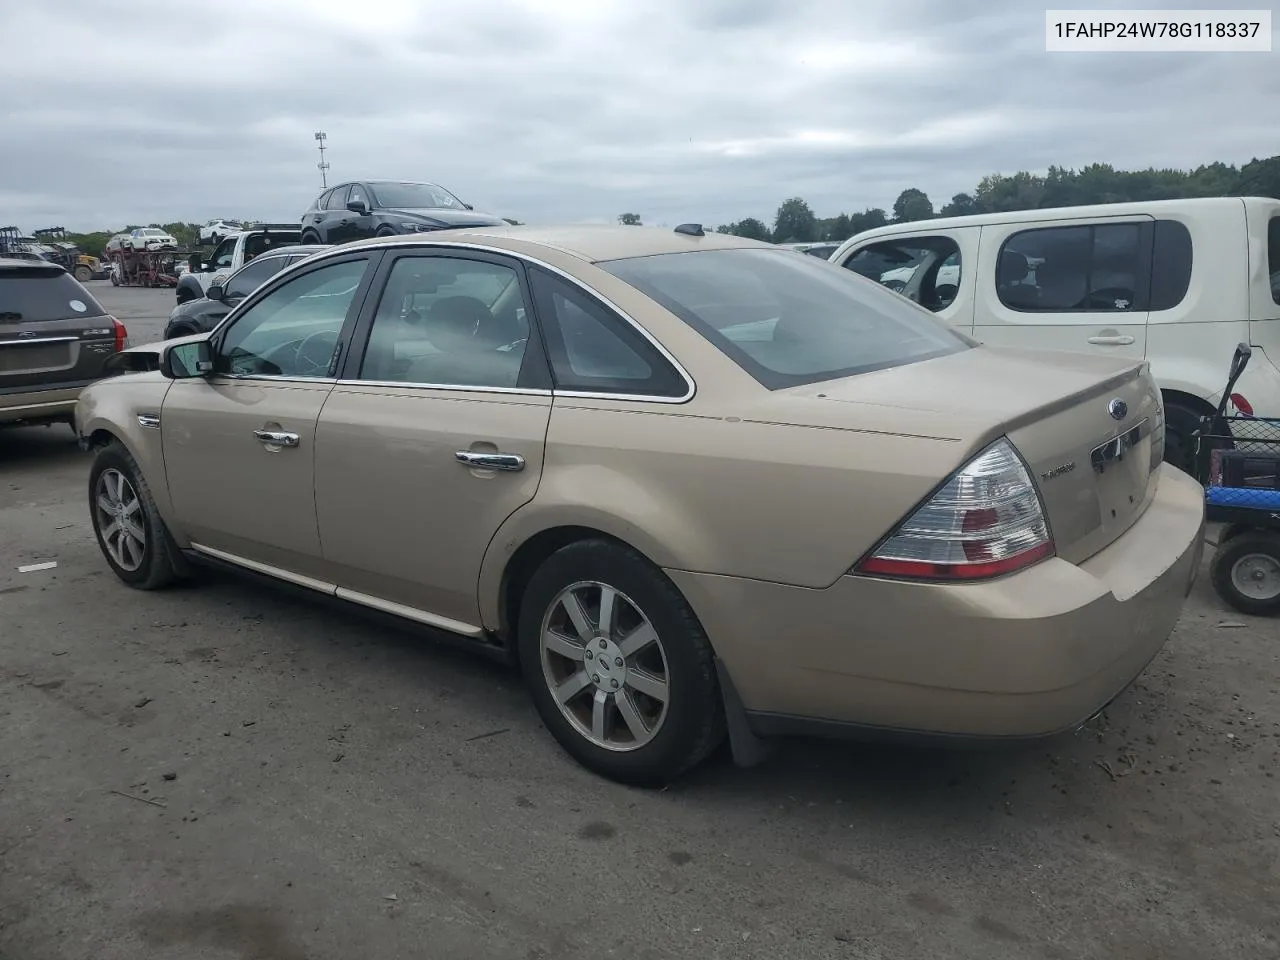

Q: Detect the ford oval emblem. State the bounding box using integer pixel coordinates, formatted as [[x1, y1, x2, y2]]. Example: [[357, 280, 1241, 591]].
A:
[[1108, 398, 1128, 421]]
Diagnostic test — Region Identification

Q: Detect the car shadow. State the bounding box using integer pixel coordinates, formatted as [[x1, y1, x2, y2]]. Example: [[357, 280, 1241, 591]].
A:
[[0, 424, 83, 469]]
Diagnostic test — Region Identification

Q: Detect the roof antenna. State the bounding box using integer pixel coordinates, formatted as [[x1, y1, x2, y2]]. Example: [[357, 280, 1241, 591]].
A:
[[673, 223, 705, 237]]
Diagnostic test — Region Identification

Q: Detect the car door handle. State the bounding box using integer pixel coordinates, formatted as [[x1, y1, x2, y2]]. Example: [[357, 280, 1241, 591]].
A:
[[455, 451, 525, 472], [1087, 334, 1135, 346], [254, 429, 300, 447]]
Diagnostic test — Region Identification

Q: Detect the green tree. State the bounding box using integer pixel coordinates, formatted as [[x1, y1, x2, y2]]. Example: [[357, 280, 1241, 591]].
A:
[[892, 188, 934, 223], [939, 193, 978, 218], [618, 213, 642, 226], [848, 208, 887, 235], [772, 198, 816, 243], [724, 217, 771, 241], [826, 213, 852, 241]]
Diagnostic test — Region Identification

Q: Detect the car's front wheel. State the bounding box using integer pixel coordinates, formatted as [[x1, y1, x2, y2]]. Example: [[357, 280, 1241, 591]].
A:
[[89, 442, 186, 590], [518, 540, 725, 786]]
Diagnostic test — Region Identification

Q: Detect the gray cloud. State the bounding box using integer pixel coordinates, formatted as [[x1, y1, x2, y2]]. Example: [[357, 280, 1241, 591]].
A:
[[0, 0, 1273, 232]]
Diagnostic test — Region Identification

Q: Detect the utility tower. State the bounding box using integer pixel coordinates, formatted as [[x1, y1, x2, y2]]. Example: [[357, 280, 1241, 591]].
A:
[[314, 131, 330, 188]]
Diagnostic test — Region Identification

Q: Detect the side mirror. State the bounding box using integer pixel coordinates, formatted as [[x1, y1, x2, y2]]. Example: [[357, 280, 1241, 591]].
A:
[[346, 199, 369, 215], [463, 203, 474, 211], [188, 253, 203, 272], [207, 284, 225, 301], [160, 339, 214, 379]]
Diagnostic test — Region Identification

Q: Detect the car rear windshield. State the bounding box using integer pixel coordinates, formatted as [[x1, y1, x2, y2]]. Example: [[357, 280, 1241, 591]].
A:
[[0, 268, 105, 322], [601, 248, 970, 389]]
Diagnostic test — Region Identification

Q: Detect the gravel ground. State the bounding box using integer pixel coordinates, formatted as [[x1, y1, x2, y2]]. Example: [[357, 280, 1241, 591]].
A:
[[1, 285, 1278, 960]]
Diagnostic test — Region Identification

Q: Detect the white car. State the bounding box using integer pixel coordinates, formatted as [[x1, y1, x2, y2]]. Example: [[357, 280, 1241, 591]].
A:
[[123, 228, 178, 251], [199, 219, 243, 245]]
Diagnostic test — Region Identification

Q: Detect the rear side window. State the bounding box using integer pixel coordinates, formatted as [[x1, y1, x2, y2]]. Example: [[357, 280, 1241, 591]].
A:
[[1269, 216, 1279, 306], [528, 268, 686, 397], [322, 189, 346, 210], [997, 223, 1147, 313], [1149, 220, 1193, 311], [0, 269, 105, 322], [603, 248, 969, 390]]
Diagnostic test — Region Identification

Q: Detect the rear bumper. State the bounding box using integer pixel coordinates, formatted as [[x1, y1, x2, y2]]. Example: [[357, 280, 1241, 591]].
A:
[[0, 385, 88, 423], [669, 465, 1206, 741]]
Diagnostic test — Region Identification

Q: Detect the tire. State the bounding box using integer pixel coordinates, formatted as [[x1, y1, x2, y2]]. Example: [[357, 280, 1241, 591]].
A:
[[1162, 400, 1205, 478], [166, 323, 197, 339], [74, 264, 92, 283], [301, 230, 322, 245], [375, 226, 398, 238], [110, 271, 119, 286], [88, 442, 187, 590], [517, 539, 725, 786], [1210, 532, 1280, 617]]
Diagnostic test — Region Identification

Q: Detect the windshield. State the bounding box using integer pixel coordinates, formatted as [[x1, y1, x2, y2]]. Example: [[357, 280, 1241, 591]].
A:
[[602, 248, 970, 389], [137, 229, 165, 236], [369, 181, 465, 210], [0, 269, 106, 322]]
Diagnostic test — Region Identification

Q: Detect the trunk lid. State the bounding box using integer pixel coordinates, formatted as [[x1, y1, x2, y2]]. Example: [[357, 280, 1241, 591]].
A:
[[0, 264, 115, 388], [792, 346, 1164, 564]]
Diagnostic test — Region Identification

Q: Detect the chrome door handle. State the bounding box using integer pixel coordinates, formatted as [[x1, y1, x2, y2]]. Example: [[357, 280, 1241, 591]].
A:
[[1087, 334, 1134, 346], [254, 429, 300, 447], [455, 451, 525, 472]]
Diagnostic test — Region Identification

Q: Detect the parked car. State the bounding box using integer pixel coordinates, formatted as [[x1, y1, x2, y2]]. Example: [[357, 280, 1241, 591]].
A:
[[828, 196, 1280, 474], [123, 227, 178, 251], [199, 219, 243, 245], [300, 179, 506, 245], [1, 258, 128, 429], [103, 233, 131, 257], [76, 225, 1204, 786], [176, 224, 303, 303], [165, 244, 328, 338]]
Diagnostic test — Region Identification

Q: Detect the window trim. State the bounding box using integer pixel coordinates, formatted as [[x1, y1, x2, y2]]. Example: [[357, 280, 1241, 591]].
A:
[[330, 242, 697, 403], [994, 220, 1155, 314], [207, 250, 382, 384]]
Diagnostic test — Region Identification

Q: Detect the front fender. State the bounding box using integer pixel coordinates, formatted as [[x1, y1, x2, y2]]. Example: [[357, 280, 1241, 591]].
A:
[[75, 376, 186, 545]]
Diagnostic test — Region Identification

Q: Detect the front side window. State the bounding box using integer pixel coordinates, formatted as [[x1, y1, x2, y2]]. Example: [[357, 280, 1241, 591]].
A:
[[210, 238, 236, 270], [368, 181, 465, 210], [998, 223, 1145, 312], [842, 236, 962, 312], [225, 256, 290, 300], [346, 184, 367, 208], [359, 256, 528, 387], [528, 268, 685, 396], [216, 258, 367, 378], [603, 248, 969, 390]]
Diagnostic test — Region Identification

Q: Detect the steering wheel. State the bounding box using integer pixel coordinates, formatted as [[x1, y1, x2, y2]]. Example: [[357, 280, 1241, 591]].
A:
[[1087, 287, 1136, 311], [293, 329, 340, 377]]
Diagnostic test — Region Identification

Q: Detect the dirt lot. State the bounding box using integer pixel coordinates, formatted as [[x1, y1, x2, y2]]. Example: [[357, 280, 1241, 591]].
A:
[[1, 284, 1278, 960]]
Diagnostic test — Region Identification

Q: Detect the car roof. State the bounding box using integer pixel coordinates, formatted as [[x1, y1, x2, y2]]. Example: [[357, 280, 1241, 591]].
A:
[[0, 256, 64, 273], [335, 225, 769, 264], [248, 244, 329, 261]]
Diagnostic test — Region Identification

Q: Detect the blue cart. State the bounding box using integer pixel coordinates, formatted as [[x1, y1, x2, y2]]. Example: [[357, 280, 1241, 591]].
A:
[[1194, 342, 1280, 616]]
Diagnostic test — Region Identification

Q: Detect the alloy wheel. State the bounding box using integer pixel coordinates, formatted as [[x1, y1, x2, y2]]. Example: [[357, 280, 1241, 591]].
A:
[[539, 581, 670, 752], [94, 468, 146, 572]]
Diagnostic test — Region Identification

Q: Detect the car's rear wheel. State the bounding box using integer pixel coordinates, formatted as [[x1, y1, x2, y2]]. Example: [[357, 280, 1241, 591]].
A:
[[517, 539, 725, 786], [89, 442, 186, 590]]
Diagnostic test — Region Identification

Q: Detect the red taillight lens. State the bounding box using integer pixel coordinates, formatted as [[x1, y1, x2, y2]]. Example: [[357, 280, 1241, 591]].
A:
[[1230, 393, 1253, 417], [854, 438, 1055, 582], [111, 316, 128, 352]]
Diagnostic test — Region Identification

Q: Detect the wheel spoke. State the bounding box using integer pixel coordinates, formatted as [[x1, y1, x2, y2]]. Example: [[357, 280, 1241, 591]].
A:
[[122, 497, 141, 518], [597, 585, 618, 639], [615, 689, 650, 741], [617, 622, 658, 658], [543, 629, 585, 661], [562, 592, 593, 640], [97, 494, 115, 515], [591, 690, 609, 741], [554, 669, 593, 704], [122, 517, 146, 545], [626, 669, 668, 703]]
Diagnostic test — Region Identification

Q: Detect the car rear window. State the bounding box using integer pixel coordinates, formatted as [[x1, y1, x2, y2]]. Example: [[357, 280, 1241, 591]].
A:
[[0, 268, 106, 322], [601, 248, 970, 389]]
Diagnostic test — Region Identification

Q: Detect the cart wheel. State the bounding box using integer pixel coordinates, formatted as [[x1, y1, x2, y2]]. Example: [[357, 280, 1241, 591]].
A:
[[1210, 532, 1280, 617]]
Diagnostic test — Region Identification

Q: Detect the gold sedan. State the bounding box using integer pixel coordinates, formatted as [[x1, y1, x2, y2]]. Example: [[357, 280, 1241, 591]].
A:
[[76, 225, 1205, 785]]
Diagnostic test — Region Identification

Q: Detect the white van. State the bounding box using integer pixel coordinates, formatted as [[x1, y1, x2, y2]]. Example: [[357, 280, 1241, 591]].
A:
[[828, 197, 1280, 470]]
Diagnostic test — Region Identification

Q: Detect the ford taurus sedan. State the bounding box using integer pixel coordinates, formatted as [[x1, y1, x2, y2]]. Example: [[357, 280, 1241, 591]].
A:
[[74, 225, 1206, 785]]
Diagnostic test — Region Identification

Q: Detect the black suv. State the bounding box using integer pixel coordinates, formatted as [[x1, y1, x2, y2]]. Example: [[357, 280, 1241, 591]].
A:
[[300, 180, 506, 244], [0, 258, 126, 429], [165, 244, 329, 338]]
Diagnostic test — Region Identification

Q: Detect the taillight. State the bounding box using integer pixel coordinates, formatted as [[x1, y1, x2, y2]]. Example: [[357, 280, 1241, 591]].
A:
[[111, 316, 128, 352], [854, 438, 1055, 582]]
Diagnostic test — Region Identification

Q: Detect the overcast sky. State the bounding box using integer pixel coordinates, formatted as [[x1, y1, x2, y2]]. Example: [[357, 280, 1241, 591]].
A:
[[0, 0, 1274, 232]]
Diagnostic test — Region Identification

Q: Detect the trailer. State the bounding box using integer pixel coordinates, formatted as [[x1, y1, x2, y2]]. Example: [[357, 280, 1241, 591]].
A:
[[104, 246, 189, 288]]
